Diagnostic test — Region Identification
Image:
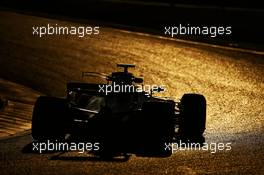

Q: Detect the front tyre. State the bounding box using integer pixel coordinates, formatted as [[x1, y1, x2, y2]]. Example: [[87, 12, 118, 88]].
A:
[[178, 94, 206, 144]]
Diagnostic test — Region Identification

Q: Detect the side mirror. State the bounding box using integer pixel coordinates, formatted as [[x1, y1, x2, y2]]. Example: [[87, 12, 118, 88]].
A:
[[150, 86, 165, 96], [152, 86, 164, 93], [134, 77, 143, 84]]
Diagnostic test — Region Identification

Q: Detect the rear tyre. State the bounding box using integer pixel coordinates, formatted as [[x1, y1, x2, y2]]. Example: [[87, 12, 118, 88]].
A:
[[136, 101, 175, 157], [0, 96, 4, 111], [179, 94, 206, 144], [32, 96, 69, 141]]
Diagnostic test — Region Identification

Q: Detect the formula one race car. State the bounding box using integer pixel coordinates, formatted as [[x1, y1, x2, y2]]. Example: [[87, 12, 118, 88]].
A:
[[31, 64, 206, 157]]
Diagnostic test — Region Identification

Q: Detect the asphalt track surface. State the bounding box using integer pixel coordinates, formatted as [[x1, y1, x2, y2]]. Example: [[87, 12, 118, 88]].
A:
[[0, 11, 264, 174]]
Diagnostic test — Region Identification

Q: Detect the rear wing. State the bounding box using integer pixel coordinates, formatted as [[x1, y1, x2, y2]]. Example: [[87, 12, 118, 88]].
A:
[[117, 63, 135, 73]]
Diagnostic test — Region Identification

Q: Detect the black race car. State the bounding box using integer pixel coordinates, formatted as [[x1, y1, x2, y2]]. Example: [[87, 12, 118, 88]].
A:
[[31, 64, 206, 157]]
